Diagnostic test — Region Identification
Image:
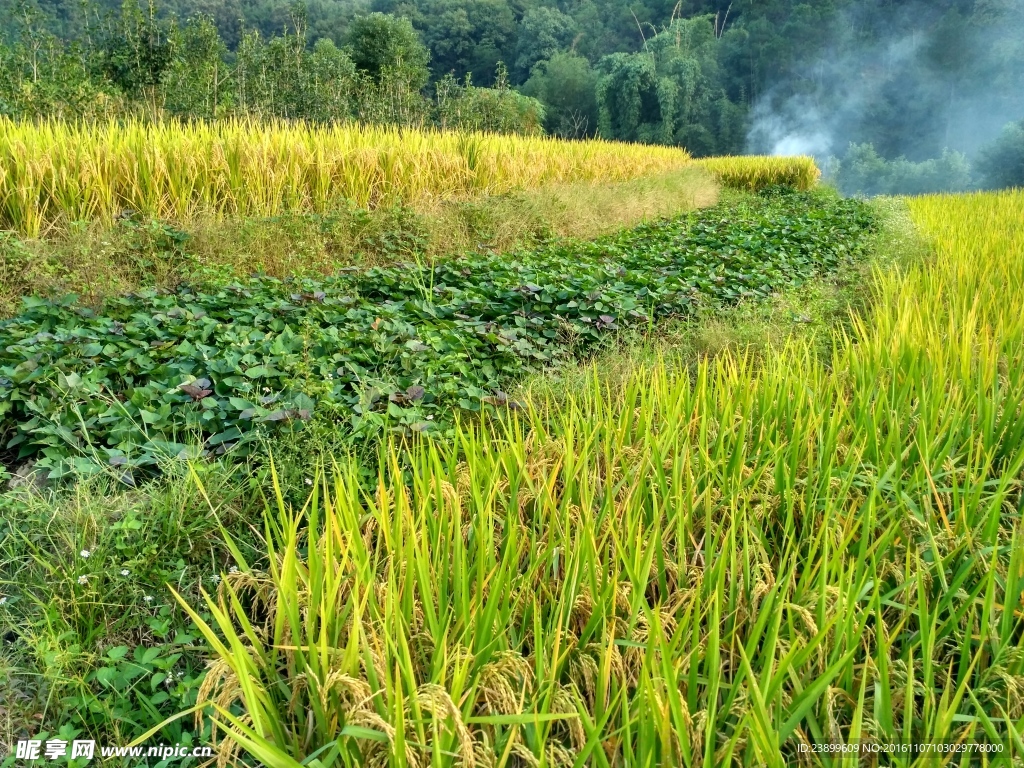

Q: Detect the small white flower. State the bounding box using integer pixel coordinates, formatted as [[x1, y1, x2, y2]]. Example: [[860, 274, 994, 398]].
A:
[[0, 596, 8, 606], [78, 575, 89, 585], [304, 477, 313, 486], [80, 549, 91, 558], [228, 566, 238, 574], [210, 574, 221, 584], [426, 415, 434, 420], [120, 569, 130, 576], [143, 595, 153, 603]]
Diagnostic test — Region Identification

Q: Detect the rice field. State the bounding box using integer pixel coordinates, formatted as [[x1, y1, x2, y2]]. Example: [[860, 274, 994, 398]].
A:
[[168, 191, 1024, 766], [0, 118, 695, 237], [696, 155, 820, 192], [0, 119, 819, 238], [1, 128, 1018, 764]]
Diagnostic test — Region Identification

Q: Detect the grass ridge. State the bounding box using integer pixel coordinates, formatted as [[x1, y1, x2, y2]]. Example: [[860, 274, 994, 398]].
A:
[[0, 191, 874, 480]]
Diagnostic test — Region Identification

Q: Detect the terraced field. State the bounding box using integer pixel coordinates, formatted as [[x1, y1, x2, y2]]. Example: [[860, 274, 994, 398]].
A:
[[165, 190, 1024, 767], [1, 137, 1021, 766]]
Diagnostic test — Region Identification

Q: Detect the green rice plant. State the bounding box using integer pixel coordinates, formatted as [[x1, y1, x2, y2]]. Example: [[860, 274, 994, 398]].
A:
[[0, 118, 692, 237], [175, 191, 1024, 765], [696, 155, 821, 192]]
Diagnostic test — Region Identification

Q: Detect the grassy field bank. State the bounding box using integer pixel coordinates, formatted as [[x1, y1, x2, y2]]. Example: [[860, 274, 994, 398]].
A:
[[0, 120, 819, 318], [0, 190, 872, 481], [0, 168, 716, 317]]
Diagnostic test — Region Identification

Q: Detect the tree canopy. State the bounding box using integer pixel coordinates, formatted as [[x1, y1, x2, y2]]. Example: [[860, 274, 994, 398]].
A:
[[2, 0, 1023, 173]]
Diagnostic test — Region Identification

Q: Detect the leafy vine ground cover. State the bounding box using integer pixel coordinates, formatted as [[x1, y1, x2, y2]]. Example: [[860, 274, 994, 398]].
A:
[[0, 190, 875, 479]]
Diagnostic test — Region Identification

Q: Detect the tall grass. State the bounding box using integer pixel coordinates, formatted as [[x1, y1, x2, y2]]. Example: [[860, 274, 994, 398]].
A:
[[0, 167, 718, 318], [0, 118, 691, 237], [173, 190, 1024, 765], [697, 155, 820, 192]]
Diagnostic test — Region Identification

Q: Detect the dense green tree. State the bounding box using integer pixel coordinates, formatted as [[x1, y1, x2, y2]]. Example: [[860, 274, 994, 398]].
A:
[[834, 143, 974, 196], [593, 16, 743, 153], [234, 12, 362, 121], [174, 0, 241, 47], [522, 51, 598, 137], [424, 6, 475, 76], [373, 0, 517, 84], [99, 0, 172, 107], [234, 16, 313, 118], [305, 37, 361, 120], [512, 6, 574, 80], [0, 23, 117, 116], [162, 14, 229, 117], [344, 11, 429, 87], [652, 15, 742, 154], [976, 120, 1024, 189], [435, 63, 544, 134], [595, 53, 667, 144]]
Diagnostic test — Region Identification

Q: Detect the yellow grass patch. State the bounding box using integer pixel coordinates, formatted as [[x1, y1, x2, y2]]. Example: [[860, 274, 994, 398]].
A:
[[0, 118, 692, 237], [696, 155, 821, 191]]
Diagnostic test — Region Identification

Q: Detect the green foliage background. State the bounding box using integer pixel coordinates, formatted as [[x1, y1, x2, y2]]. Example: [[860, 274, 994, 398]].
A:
[[3, 0, 1023, 175]]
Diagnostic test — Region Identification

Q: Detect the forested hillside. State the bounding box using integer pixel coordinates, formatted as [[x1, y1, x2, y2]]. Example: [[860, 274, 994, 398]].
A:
[[2, 0, 1024, 188]]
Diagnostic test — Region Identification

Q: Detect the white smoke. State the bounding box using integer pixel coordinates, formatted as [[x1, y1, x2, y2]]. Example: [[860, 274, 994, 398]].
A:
[[746, 96, 835, 159], [746, 33, 926, 163], [744, 2, 1024, 169]]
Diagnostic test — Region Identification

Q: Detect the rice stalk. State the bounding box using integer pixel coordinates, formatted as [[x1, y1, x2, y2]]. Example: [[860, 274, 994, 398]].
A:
[[174, 191, 1024, 766]]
